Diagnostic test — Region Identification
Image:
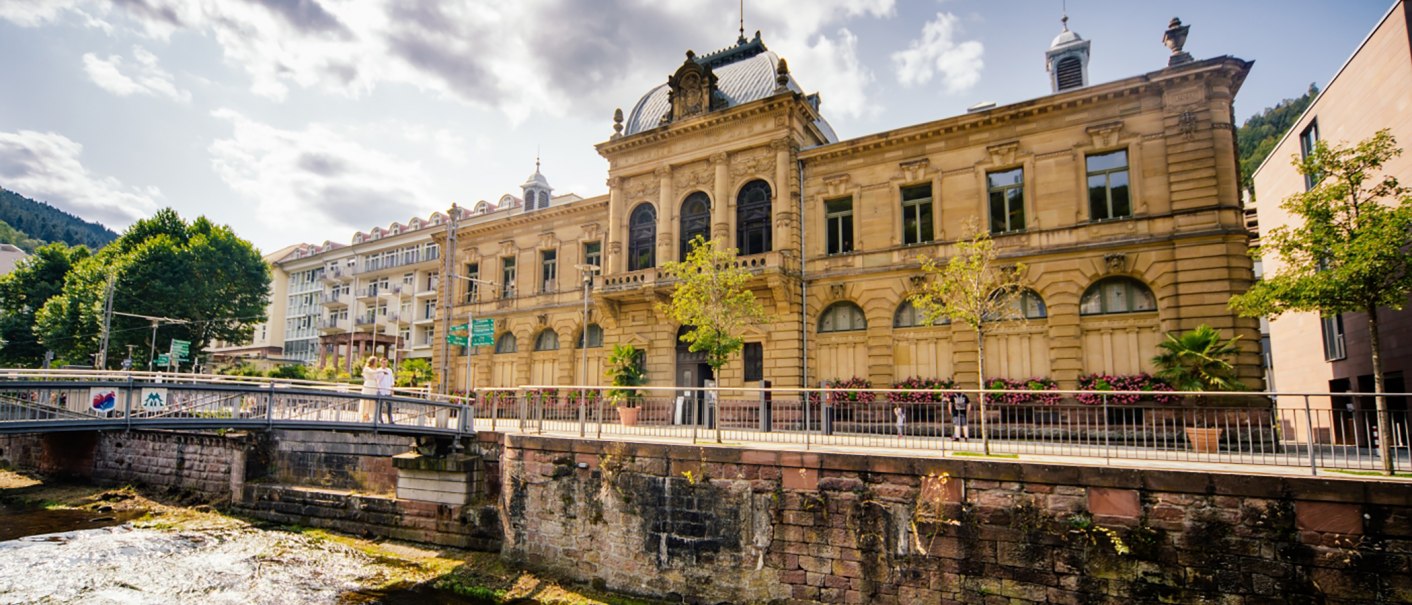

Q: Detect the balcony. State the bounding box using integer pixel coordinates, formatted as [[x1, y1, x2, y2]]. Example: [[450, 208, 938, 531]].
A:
[[378, 283, 412, 300], [320, 267, 347, 283], [320, 292, 348, 307], [317, 318, 346, 334], [357, 286, 381, 301], [354, 316, 379, 331], [389, 312, 410, 327], [413, 312, 437, 325]]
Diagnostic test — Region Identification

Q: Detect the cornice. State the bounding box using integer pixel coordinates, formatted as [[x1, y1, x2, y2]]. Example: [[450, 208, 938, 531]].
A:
[[453, 197, 609, 240], [596, 93, 798, 156]]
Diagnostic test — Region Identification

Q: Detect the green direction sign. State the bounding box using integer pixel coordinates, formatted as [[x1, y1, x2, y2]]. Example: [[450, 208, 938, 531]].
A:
[[156, 353, 171, 366], [470, 318, 494, 347], [170, 339, 191, 361], [446, 333, 468, 346]]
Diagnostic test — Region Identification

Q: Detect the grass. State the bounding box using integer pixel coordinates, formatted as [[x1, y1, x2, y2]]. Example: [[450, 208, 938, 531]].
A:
[[1326, 468, 1412, 478], [952, 451, 1020, 459]]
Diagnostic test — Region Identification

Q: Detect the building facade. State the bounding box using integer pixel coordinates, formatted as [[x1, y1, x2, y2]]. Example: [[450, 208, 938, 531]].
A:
[[435, 20, 1264, 395], [1254, 1, 1412, 435]]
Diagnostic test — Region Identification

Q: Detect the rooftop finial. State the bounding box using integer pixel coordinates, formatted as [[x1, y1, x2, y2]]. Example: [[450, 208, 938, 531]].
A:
[[738, 0, 746, 44], [1061, 0, 1068, 30]]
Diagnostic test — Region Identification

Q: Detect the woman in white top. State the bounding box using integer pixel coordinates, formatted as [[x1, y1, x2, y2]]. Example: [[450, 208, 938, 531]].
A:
[[359, 356, 380, 422]]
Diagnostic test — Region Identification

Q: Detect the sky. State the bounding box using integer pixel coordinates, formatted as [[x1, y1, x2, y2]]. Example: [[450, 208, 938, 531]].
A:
[[0, 0, 1395, 254]]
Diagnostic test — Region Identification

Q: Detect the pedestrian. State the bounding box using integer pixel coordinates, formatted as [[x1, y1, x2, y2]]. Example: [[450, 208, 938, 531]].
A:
[[894, 405, 906, 438], [359, 356, 379, 422], [949, 391, 970, 441], [377, 357, 395, 424]]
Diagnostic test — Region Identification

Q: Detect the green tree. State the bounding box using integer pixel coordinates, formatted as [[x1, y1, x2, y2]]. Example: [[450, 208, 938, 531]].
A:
[[34, 208, 271, 368], [1230, 129, 1412, 474], [659, 236, 770, 374], [1237, 83, 1319, 199], [396, 358, 436, 387], [908, 222, 1027, 454], [1151, 324, 1245, 394], [604, 344, 646, 407], [0, 242, 91, 367]]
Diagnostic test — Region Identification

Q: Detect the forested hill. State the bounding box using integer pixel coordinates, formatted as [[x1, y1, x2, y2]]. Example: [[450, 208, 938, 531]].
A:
[[0, 188, 117, 251], [1237, 83, 1320, 200]]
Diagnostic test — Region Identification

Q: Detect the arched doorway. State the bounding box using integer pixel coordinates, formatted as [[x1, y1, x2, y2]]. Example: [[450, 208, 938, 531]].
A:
[[675, 325, 714, 425]]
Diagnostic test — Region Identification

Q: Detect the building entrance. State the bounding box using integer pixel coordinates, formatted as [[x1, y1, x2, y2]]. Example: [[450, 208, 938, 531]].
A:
[[675, 326, 713, 425]]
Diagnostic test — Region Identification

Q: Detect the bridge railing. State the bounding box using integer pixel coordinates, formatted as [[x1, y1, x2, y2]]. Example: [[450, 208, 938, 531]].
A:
[[0, 371, 474, 436], [459, 385, 1412, 474]]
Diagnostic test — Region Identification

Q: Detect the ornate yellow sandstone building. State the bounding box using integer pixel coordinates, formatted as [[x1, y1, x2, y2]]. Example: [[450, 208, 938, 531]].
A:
[[435, 21, 1263, 394]]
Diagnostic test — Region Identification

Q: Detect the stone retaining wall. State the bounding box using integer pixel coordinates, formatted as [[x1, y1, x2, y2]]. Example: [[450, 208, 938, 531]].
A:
[[232, 483, 501, 550], [499, 434, 1412, 604], [93, 431, 252, 500]]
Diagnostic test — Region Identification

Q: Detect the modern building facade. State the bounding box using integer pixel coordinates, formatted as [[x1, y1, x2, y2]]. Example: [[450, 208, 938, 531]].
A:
[[435, 19, 1264, 395], [1253, 0, 1412, 437]]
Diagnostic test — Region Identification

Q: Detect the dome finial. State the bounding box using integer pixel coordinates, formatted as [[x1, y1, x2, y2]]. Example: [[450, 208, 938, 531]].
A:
[[1061, 0, 1068, 30], [535, 147, 541, 174], [738, 0, 746, 44]]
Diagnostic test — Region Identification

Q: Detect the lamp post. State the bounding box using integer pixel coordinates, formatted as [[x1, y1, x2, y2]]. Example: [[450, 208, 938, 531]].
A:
[[574, 263, 601, 437], [446, 273, 498, 398]]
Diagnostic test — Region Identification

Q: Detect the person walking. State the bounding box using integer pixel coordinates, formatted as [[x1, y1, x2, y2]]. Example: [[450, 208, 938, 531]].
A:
[[949, 391, 970, 441], [894, 405, 906, 438], [377, 357, 395, 424], [359, 356, 380, 422]]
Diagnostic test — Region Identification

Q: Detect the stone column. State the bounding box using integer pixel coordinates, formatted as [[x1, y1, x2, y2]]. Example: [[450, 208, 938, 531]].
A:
[[711, 152, 730, 241], [655, 165, 674, 265], [606, 177, 623, 274], [772, 137, 796, 252]]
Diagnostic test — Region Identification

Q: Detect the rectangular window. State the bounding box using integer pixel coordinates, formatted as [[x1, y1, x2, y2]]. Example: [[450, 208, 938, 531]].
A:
[[423, 300, 436, 320], [900, 184, 934, 245], [541, 249, 557, 293], [824, 197, 854, 255], [501, 256, 516, 299], [1322, 313, 1346, 361], [987, 168, 1025, 234], [464, 263, 479, 303], [743, 342, 763, 382], [583, 241, 601, 270], [1300, 119, 1321, 190], [1087, 150, 1131, 221]]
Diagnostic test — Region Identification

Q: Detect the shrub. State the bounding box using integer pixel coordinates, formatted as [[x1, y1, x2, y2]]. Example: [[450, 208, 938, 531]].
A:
[[812, 377, 876, 406], [268, 364, 310, 380], [1076, 373, 1179, 405], [984, 377, 1061, 405], [887, 377, 957, 404]]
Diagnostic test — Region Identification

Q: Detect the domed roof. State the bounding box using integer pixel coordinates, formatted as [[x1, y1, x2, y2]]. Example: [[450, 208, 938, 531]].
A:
[[1051, 28, 1082, 48], [622, 39, 838, 142], [521, 169, 549, 189]]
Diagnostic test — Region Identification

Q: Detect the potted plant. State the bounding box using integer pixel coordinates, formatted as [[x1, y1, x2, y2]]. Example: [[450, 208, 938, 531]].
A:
[[1152, 324, 1245, 453], [605, 344, 646, 426]]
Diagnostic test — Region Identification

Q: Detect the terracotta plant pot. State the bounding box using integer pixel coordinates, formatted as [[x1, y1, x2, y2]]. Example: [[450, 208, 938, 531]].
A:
[[1184, 427, 1223, 453], [617, 406, 640, 426]]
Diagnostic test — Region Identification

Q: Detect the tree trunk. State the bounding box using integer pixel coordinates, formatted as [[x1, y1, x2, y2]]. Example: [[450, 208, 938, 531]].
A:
[[977, 325, 990, 455], [1367, 306, 1395, 475]]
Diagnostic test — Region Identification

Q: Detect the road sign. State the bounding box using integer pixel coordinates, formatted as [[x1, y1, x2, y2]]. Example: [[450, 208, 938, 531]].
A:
[[170, 339, 191, 361], [156, 353, 171, 366], [471, 318, 494, 346], [445, 334, 468, 346]]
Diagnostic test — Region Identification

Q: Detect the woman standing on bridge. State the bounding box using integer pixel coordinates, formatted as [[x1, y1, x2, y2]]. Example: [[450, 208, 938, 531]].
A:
[[360, 357, 380, 422]]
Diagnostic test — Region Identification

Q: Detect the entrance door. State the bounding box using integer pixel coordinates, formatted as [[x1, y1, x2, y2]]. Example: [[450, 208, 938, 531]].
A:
[[675, 327, 713, 424]]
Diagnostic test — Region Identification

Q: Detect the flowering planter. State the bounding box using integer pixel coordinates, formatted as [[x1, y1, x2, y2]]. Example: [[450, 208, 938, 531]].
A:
[[1184, 427, 1223, 453], [617, 406, 641, 426]]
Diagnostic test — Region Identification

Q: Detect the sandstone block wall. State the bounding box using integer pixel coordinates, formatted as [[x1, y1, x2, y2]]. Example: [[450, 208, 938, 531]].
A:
[[92, 431, 250, 500], [500, 435, 1412, 604], [266, 429, 409, 494], [232, 483, 501, 550]]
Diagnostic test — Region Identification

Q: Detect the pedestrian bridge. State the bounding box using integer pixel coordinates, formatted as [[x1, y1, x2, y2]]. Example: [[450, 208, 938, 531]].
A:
[[0, 370, 473, 437]]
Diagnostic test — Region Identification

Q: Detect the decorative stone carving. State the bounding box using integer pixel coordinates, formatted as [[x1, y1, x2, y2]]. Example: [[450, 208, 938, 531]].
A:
[[710, 152, 729, 166], [987, 141, 1020, 167], [829, 284, 845, 299], [653, 165, 671, 180], [667, 51, 718, 122], [899, 158, 930, 183], [538, 232, 559, 250], [770, 137, 792, 153], [608, 241, 623, 255], [822, 174, 851, 198], [673, 162, 712, 191], [612, 108, 623, 139], [536, 314, 548, 326], [1178, 111, 1198, 140], [774, 57, 790, 93], [581, 222, 601, 241], [499, 240, 516, 257], [1086, 121, 1123, 149], [1104, 253, 1129, 274], [626, 176, 655, 201], [1163, 17, 1193, 66], [731, 147, 774, 178]]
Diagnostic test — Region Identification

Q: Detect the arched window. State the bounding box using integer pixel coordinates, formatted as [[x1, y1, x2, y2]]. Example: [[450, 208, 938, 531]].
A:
[[985, 289, 1048, 321], [577, 324, 604, 348], [538, 191, 549, 209], [1080, 277, 1156, 316], [893, 300, 949, 328], [628, 203, 656, 271], [494, 333, 518, 354], [534, 330, 559, 351], [736, 180, 772, 255], [679, 192, 711, 261], [819, 301, 867, 333]]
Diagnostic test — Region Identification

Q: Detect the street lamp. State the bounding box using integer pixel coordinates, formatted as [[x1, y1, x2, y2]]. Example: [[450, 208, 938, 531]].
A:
[[574, 263, 601, 437], [445, 273, 498, 397]]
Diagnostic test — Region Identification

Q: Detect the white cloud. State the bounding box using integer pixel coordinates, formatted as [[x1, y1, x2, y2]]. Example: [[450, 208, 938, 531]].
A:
[[0, 0, 83, 26], [82, 46, 191, 102], [891, 12, 984, 94], [0, 129, 161, 227], [207, 109, 435, 233]]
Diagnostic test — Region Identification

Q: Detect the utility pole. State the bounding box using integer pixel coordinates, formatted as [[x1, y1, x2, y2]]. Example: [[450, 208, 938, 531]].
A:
[[439, 204, 460, 394], [113, 311, 189, 370], [96, 274, 117, 369]]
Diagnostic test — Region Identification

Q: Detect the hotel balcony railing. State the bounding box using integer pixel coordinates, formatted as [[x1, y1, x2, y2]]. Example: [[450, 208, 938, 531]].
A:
[[357, 250, 440, 274], [317, 318, 346, 333], [320, 292, 348, 307], [320, 267, 347, 283]]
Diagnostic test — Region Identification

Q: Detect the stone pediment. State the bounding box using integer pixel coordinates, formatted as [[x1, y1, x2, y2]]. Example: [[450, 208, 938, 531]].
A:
[[667, 52, 719, 123]]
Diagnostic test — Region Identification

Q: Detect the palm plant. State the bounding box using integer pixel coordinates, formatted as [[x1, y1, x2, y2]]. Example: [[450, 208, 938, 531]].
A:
[[1151, 324, 1245, 396], [604, 344, 646, 407]]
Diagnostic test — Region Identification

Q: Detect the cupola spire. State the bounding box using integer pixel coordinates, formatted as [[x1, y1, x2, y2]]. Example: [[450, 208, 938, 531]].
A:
[[1045, 8, 1090, 93]]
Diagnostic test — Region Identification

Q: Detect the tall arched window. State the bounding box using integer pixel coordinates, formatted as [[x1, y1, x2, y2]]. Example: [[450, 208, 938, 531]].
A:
[[494, 333, 518, 354], [534, 330, 559, 351], [985, 289, 1048, 321], [819, 301, 867, 333], [679, 192, 711, 261], [1080, 277, 1156, 315], [893, 300, 948, 328], [628, 203, 656, 271], [577, 324, 604, 348], [736, 180, 772, 255]]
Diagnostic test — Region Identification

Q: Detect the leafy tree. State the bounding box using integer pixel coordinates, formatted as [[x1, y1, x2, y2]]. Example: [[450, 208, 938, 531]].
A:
[[396, 358, 436, 387], [909, 222, 1027, 455], [0, 242, 91, 367], [1151, 324, 1245, 394], [268, 363, 311, 380], [1230, 129, 1412, 474], [604, 344, 646, 407], [1237, 83, 1319, 199], [659, 236, 770, 375], [34, 208, 271, 368], [0, 219, 45, 252]]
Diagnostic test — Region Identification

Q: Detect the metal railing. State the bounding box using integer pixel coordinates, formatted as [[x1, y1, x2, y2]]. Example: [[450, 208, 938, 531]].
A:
[[461, 385, 1411, 475], [0, 370, 474, 437]]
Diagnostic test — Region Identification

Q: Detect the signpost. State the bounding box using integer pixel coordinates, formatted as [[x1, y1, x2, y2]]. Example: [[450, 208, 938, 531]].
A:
[[168, 339, 190, 371], [446, 317, 493, 397], [445, 323, 468, 346], [155, 353, 171, 366], [471, 318, 494, 347]]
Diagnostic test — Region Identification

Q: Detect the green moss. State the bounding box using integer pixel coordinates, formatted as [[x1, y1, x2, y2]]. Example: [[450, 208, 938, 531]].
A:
[[951, 451, 1019, 459]]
